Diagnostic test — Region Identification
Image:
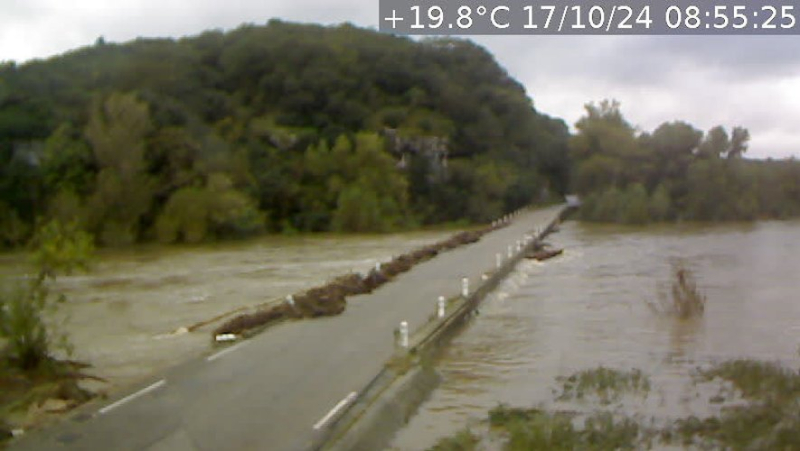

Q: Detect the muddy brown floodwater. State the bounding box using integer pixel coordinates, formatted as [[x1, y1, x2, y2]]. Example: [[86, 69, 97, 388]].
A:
[[0, 230, 453, 390], [389, 220, 800, 450]]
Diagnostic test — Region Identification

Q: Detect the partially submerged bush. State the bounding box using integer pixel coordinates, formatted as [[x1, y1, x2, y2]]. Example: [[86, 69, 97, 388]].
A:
[[1, 220, 93, 371], [489, 405, 547, 427], [647, 263, 706, 318], [29, 220, 94, 277], [488, 406, 643, 451], [427, 428, 479, 451], [665, 360, 800, 450], [555, 367, 651, 405], [695, 359, 800, 405], [0, 279, 57, 371], [435, 361, 799, 451]]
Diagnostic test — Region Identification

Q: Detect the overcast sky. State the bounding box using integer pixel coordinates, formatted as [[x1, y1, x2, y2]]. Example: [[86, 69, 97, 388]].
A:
[[2, 0, 799, 159]]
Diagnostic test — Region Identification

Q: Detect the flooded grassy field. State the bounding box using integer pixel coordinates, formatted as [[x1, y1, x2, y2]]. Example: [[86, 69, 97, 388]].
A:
[[389, 220, 800, 449], [0, 230, 453, 389]]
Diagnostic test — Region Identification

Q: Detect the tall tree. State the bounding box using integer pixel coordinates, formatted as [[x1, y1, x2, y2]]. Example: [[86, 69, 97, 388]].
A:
[[697, 125, 729, 159], [85, 93, 155, 245], [729, 126, 750, 159]]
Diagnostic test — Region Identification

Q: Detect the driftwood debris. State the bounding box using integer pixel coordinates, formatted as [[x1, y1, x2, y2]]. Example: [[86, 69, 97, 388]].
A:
[[212, 226, 499, 337], [526, 248, 563, 261]]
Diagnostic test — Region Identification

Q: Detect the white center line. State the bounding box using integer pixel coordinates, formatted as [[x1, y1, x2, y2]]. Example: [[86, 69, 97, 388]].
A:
[[206, 340, 249, 362], [313, 391, 358, 430], [98, 379, 166, 415]]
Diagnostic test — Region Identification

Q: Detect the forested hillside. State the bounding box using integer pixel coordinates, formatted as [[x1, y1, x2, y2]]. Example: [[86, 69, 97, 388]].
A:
[[0, 20, 570, 247], [3, 20, 798, 248]]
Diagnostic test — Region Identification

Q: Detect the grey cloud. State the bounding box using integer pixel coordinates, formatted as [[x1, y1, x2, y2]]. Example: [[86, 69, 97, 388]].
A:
[[479, 35, 800, 90], [469, 34, 800, 157], [621, 36, 800, 82]]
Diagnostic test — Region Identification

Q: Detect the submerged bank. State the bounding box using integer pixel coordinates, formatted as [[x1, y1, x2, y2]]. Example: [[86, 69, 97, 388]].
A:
[[6, 206, 566, 451], [0, 228, 460, 434], [428, 360, 800, 450], [390, 218, 800, 449]]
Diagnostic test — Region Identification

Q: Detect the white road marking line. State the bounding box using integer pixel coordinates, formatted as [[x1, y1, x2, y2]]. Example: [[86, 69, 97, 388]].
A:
[[98, 380, 166, 415], [206, 340, 249, 362], [313, 391, 358, 430]]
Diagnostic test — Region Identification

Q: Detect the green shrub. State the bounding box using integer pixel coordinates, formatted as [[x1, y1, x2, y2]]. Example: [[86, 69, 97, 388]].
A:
[[0, 279, 51, 370], [0, 220, 92, 371]]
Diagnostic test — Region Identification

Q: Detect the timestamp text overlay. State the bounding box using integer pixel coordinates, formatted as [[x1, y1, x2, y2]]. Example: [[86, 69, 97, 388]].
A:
[[379, 0, 800, 35]]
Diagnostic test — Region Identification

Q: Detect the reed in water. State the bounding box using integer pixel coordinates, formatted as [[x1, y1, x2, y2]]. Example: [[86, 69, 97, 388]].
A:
[[647, 263, 706, 319]]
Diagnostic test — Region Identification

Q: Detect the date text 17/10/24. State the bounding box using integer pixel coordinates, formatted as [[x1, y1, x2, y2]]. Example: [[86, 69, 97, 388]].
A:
[[378, 0, 800, 35]]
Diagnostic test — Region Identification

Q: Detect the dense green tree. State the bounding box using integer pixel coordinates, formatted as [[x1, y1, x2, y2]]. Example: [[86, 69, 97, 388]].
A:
[[697, 125, 729, 159], [648, 184, 672, 221], [41, 123, 95, 197], [573, 155, 622, 195], [618, 183, 650, 225], [155, 173, 262, 243], [572, 100, 797, 224], [85, 93, 155, 245], [729, 126, 750, 159], [299, 132, 408, 232], [571, 100, 639, 161]]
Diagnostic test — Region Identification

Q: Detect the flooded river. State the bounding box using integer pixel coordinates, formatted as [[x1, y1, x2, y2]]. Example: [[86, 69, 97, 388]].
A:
[[389, 220, 800, 450], [0, 231, 452, 388]]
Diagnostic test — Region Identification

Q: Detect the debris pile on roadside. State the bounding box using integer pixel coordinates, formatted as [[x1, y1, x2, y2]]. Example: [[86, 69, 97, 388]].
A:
[[212, 223, 505, 339]]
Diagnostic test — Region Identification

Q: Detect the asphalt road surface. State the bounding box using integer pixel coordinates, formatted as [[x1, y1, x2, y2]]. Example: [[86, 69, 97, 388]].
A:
[[12, 206, 564, 451]]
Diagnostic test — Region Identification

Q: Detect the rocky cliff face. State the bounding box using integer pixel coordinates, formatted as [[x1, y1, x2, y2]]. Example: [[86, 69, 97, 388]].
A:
[[383, 128, 448, 176]]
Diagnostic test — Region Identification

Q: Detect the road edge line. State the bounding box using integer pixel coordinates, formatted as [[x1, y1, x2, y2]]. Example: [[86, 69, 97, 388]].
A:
[[97, 379, 166, 415]]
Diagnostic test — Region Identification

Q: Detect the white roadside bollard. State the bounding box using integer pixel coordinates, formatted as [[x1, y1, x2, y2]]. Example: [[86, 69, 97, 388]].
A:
[[508, 245, 514, 259], [517, 240, 522, 252], [399, 321, 409, 348], [375, 262, 381, 272], [461, 277, 469, 298], [496, 253, 502, 269], [286, 294, 295, 307], [438, 296, 446, 319]]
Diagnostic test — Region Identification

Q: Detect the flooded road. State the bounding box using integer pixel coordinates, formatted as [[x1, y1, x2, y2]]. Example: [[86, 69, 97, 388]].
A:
[[0, 231, 453, 388], [390, 220, 800, 449]]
